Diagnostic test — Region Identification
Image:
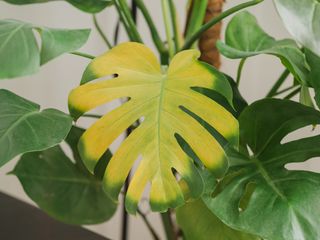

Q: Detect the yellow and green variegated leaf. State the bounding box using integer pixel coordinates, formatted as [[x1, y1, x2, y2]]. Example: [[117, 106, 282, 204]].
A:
[[68, 42, 239, 214]]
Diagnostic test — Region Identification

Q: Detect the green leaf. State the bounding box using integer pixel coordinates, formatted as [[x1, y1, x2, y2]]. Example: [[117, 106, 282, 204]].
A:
[[0, 19, 90, 79], [39, 27, 91, 65], [217, 11, 309, 85], [0, 89, 72, 167], [204, 99, 320, 240], [12, 144, 117, 225], [274, 0, 320, 56], [176, 199, 260, 240], [305, 49, 320, 108], [2, 0, 113, 13], [68, 42, 239, 214]]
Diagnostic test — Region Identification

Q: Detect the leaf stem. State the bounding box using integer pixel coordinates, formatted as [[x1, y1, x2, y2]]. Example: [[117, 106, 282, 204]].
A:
[[137, 209, 160, 240], [184, 0, 208, 40], [161, 0, 175, 59], [82, 114, 103, 118], [181, 0, 264, 50], [168, 0, 181, 50], [284, 87, 301, 99], [161, 211, 176, 240], [133, 0, 168, 57], [266, 69, 290, 97], [92, 15, 112, 49], [70, 51, 95, 59], [272, 85, 299, 97], [236, 58, 246, 87], [114, 0, 143, 42]]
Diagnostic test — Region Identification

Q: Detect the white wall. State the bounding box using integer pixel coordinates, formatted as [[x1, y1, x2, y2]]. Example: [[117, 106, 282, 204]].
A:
[[0, 1, 319, 239]]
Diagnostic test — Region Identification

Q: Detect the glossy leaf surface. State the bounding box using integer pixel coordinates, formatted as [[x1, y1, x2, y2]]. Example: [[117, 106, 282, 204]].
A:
[[12, 127, 117, 225], [177, 199, 260, 240], [2, 0, 113, 13], [0, 19, 90, 79], [0, 89, 72, 167], [217, 11, 309, 84], [274, 0, 320, 56], [68, 42, 239, 213], [204, 99, 320, 240]]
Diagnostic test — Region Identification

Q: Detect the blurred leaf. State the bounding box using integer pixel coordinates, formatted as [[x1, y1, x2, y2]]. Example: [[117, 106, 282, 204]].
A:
[[274, 0, 320, 56], [217, 11, 309, 85], [12, 145, 117, 225], [305, 49, 320, 108], [177, 199, 260, 240], [2, 0, 113, 13], [299, 86, 314, 108], [0, 19, 90, 79], [204, 99, 320, 240], [0, 89, 72, 167]]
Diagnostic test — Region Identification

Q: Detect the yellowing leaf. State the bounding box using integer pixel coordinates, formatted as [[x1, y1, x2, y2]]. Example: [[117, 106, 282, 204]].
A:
[[68, 42, 238, 213]]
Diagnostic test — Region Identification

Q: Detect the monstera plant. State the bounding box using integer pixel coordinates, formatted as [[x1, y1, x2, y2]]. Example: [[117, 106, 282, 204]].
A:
[[1, 0, 320, 239]]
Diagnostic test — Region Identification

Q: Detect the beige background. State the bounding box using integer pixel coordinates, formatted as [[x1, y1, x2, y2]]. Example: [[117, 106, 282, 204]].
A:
[[0, 0, 319, 239]]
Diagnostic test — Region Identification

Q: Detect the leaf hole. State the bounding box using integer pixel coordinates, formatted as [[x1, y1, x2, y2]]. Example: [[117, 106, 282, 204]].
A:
[[179, 105, 228, 147], [285, 157, 320, 173], [238, 181, 256, 212], [191, 87, 236, 117], [281, 125, 320, 144], [175, 133, 203, 168], [211, 169, 245, 198]]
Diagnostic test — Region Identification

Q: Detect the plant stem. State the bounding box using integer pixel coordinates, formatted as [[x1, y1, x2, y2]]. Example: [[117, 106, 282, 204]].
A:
[[161, 211, 176, 240], [284, 87, 301, 99], [70, 51, 95, 59], [161, 0, 175, 59], [133, 0, 167, 57], [184, 0, 208, 40], [236, 58, 246, 87], [181, 0, 264, 50], [82, 114, 103, 118], [273, 85, 299, 97], [92, 15, 112, 49], [137, 209, 160, 240], [114, 0, 143, 42], [266, 69, 290, 97], [168, 0, 180, 50]]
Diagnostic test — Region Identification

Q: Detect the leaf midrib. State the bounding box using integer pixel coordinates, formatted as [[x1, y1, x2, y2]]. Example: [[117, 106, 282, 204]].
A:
[[249, 157, 287, 201], [0, 23, 28, 53], [15, 174, 101, 185], [155, 73, 168, 197], [0, 110, 40, 143]]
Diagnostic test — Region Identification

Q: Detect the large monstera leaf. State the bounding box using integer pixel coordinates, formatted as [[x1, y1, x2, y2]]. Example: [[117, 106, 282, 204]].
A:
[[204, 99, 320, 240], [68, 42, 239, 213], [217, 11, 309, 84], [274, 0, 320, 56], [2, 0, 113, 13], [0, 19, 90, 79]]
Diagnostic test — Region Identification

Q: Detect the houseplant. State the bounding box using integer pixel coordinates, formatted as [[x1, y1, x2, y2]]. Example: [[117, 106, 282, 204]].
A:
[[1, 0, 320, 239]]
